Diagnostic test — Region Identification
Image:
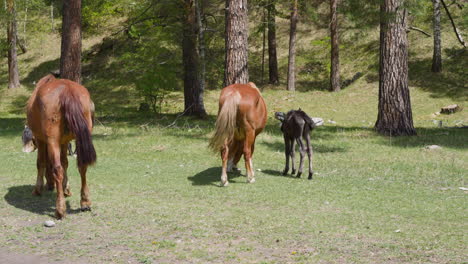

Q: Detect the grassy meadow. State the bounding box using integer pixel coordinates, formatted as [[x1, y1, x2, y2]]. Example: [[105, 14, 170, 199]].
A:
[[0, 8, 467, 264]]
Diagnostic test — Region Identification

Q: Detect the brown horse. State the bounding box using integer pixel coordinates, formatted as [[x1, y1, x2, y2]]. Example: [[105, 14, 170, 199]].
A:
[[26, 74, 96, 219], [209, 82, 267, 186]]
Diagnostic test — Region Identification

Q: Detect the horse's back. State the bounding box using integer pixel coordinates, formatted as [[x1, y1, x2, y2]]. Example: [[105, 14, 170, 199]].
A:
[[220, 83, 267, 132], [27, 77, 92, 142]]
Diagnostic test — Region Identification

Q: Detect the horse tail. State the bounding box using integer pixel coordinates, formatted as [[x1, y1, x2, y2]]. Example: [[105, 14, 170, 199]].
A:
[[209, 91, 241, 152], [60, 90, 97, 167]]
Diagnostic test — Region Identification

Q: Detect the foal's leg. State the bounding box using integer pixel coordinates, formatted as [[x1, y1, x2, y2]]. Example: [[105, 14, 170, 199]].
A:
[[282, 135, 290, 175], [32, 141, 47, 196], [244, 129, 256, 183], [78, 164, 91, 211], [290, 139, 296, 175], [220, 142, 230, 187], [60, 144, 72, 197], [304, 133, 313, 180], [47, 141, 66, 219], [295, 137, 306, 178]]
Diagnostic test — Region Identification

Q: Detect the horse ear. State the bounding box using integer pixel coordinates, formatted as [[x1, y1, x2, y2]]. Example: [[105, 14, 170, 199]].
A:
[[298, 107, 302, 111]]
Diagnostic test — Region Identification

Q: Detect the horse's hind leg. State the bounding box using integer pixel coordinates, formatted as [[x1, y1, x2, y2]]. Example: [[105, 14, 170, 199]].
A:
[[304, 133, 313, 180], [290, 139, 296, 175], [282, 135, 291, 175], [295, 137, 306, 178], [47, 141, 66, 219], [78, 164, 91, 211], [60, 144, 72, 197], [32, 141, 47, 196], [220, 141, 230, 187], [244, 129, 256, 183]]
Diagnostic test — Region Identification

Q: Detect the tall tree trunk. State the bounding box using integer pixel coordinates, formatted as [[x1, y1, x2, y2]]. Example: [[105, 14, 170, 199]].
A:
[[261, 6, 266, 84], [183, 0, 207, 117], [267, 0, 279, 85], [287, 0, 298, 91], [195, 0, 207, 115], [7, 0, 20, 89], [60, 0, 82, 83], [431, 0, 442, 72], [375, 0, 416, 136], [330, 0, 340, 92], [224, 0, 249, 86]]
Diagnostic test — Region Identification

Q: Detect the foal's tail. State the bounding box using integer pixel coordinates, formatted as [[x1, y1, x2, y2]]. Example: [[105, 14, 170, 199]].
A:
[[60, 90, 97, 167], [209, 91, 241, 152]]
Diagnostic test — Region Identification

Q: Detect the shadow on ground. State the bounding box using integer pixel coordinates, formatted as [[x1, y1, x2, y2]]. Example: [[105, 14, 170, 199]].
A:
[[4, 185, 85, 217], [187, 167, 243, 186]]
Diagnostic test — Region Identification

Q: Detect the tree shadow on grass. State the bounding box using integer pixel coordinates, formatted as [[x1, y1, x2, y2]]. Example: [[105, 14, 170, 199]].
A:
[[408, 48, 467, 100], [187, 167, 243, 186], [4, 185, 89, 217]]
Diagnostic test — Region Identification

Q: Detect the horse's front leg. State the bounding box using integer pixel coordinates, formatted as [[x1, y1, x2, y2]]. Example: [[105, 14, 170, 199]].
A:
[[60, 144, 72, 197], [48, 141, 66, 219], [220, 141, 229, 187], [32, 141, 47, 196]]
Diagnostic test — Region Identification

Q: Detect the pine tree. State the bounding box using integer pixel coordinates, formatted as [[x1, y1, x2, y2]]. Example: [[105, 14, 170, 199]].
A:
[[60, 0, 82, 83], [7, 0, 20, 89]]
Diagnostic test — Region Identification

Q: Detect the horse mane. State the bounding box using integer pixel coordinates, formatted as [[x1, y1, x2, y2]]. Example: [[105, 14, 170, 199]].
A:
[[26, 74, 57, 110]]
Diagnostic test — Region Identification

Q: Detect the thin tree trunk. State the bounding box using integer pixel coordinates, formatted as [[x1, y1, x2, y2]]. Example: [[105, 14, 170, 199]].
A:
[[267, 0, 279, 85], [195, 0, 207, 115], [7, 0, 20, 89], [432, 0, 442, 72], [60, 0, 82, 83], [224, 0, 249, 86], [261, 6, 266, 84], [183, 0, 206, 117], [287, 0, 298, 91], [375, 0, 416, 136], [330, 0, 340, 92], [51, 4, 54, 32]]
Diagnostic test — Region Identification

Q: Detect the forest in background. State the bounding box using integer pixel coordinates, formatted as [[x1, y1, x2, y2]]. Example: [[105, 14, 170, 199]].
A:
[[0, 0, 466, 125]]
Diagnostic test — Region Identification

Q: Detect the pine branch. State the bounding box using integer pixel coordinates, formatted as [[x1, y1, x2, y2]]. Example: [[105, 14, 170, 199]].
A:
[[440, 0, 466, 48]]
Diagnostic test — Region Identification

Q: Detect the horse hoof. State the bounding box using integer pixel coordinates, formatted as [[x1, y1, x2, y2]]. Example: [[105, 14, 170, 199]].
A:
[[291, 169, 296, 175], [32, 188, 42, 196], [247, 178, 255, 184], [296, 172, 302, 178], [308, 172, 313, 180], [282, 170, 288, 176], [80, 206, 91, 212], [220, 181, 229, 187], [55, 211, 65, 219], [64, 190, 72, 197]]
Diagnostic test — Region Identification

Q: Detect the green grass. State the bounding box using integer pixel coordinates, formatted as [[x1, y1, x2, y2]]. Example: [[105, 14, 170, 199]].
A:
[[0, 10, 467, 263], [0, 84, 466, 263]]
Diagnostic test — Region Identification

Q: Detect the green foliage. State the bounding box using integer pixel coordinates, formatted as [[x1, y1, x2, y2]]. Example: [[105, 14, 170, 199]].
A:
[[136, 66, 177, 114]]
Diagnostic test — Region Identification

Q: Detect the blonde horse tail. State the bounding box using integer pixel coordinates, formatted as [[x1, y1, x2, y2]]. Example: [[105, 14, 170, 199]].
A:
[[209, 91, 241, 152]]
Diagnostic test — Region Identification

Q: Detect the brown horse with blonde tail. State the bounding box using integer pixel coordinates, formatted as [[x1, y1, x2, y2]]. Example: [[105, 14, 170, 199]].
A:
[[209, 82, 267, 186], [26, 74, 96, 219]]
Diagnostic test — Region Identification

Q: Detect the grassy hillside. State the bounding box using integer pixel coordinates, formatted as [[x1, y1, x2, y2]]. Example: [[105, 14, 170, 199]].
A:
[[0, 5, 467, 264]]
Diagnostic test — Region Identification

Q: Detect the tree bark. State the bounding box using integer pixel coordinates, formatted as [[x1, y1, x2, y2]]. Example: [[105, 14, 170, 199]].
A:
[[60, 0, 82, 83], [267, 0, 279, 85], [431, 0, 442, 72], [7, 0, 20, 89], [261, 6, 266, 83], [375, 0, 416, 136], [183, 0, 207, 117], [287, 0, 298, 91], [224, 0, 249, 86], [330, 0, 340, 92]]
